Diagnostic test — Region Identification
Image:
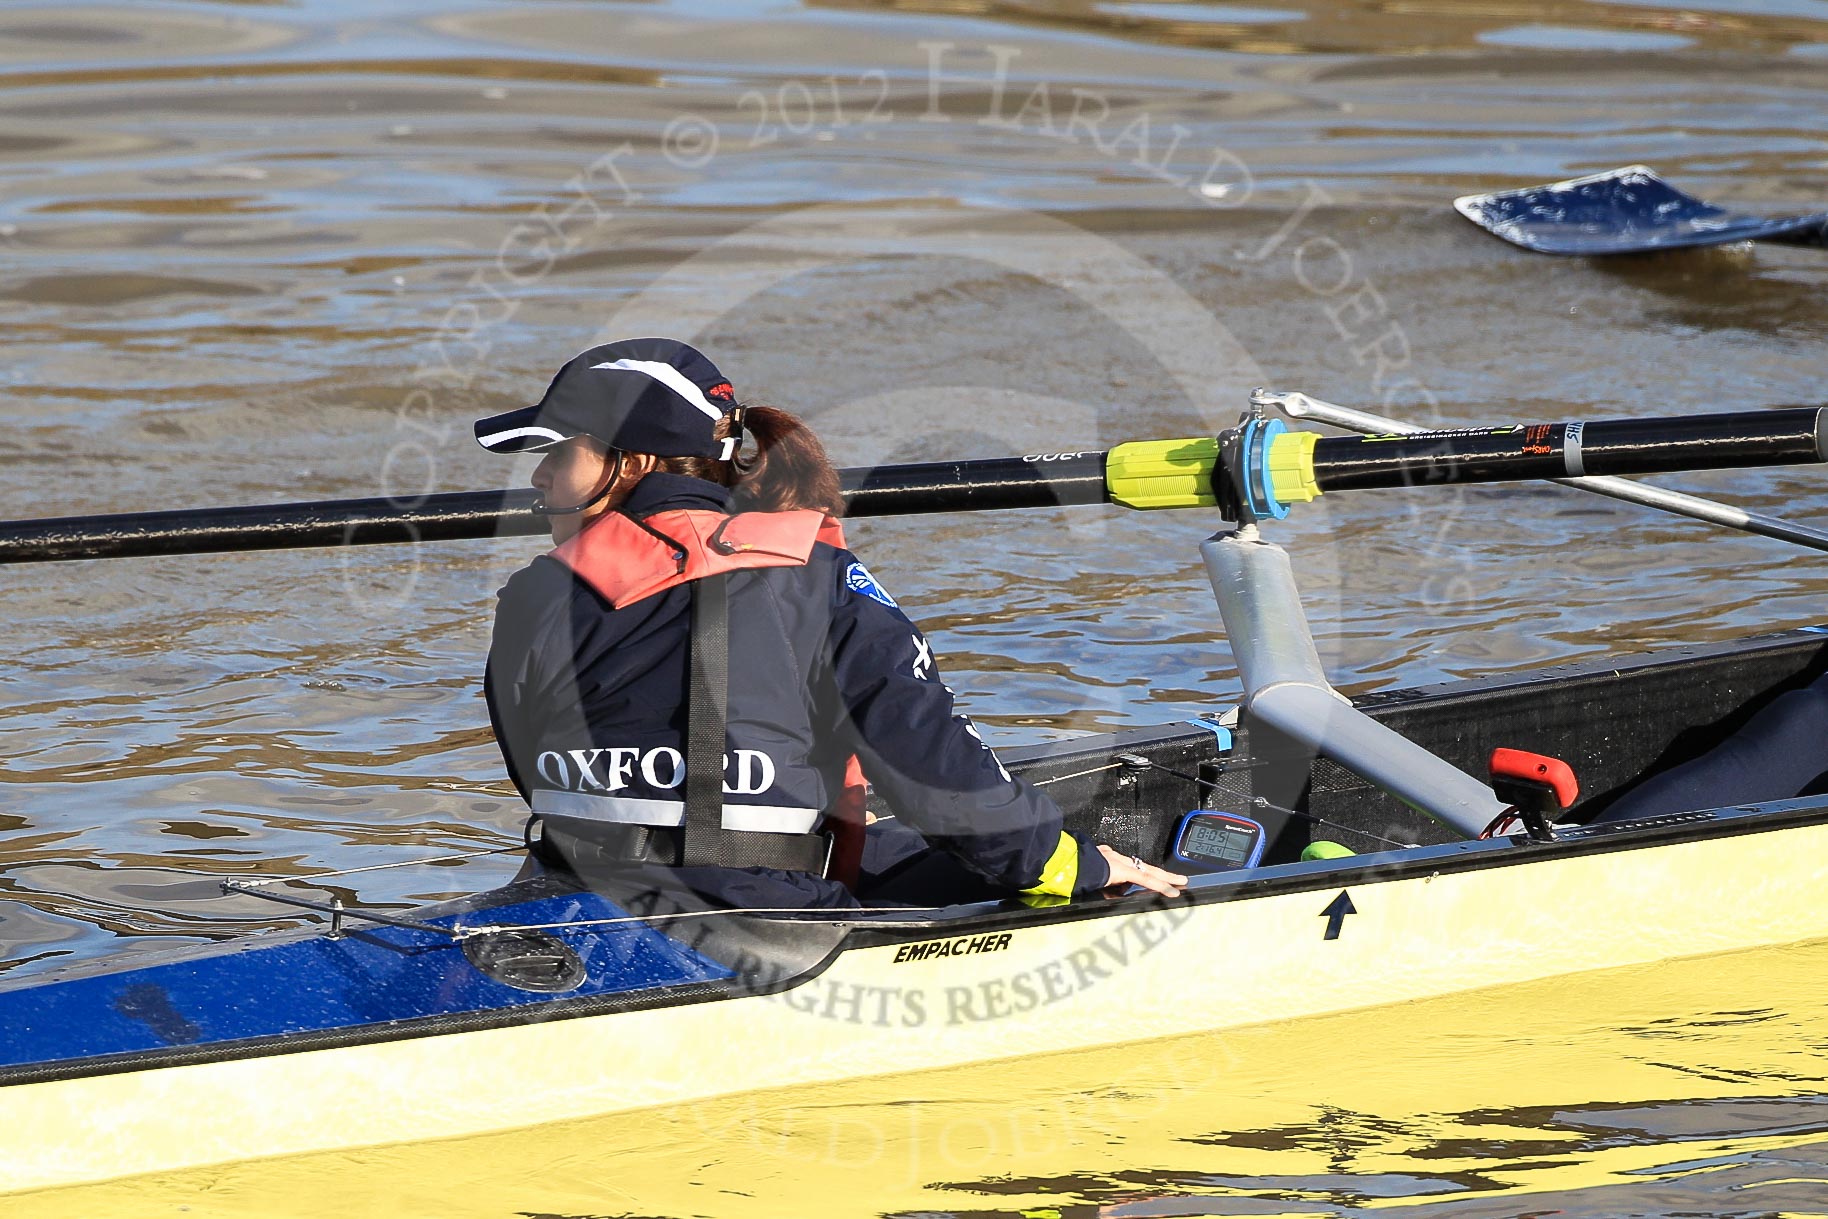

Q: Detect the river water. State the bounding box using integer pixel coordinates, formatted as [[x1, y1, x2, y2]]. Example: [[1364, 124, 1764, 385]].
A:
[[1, 0, 1825, 1214]]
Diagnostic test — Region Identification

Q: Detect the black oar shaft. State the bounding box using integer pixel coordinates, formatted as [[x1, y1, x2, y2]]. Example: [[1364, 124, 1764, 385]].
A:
[[1311, 409, 1826, 492], [2, 409, 1821, 564], [842, 454, 1107, 515], [0, 490, 550, 565], [0, 455, 1111, 564]]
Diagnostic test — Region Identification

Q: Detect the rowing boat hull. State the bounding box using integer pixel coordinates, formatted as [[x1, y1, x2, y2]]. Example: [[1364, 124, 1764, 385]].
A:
[[5, 795, 1825, 1196]]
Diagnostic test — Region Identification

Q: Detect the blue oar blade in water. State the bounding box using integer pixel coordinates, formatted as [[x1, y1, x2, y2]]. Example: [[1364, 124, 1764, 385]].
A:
[[1454, 165, 1828, 255]]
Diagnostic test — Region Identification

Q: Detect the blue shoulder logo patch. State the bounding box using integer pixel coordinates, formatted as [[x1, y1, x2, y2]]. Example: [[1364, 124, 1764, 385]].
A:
[[844, 561, 899, 609]]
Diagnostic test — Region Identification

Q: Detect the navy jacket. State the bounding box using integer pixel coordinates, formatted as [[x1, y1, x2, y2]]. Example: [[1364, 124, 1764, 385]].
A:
[[485, 473, 1109, 906]]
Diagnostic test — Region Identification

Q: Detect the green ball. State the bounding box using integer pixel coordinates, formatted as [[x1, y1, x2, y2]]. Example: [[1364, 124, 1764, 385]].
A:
[[1301, 840, 1355, 861]]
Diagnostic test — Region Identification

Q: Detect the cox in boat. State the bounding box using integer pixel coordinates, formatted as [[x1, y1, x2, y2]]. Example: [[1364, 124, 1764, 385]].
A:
[[1, 375, 1827, 1195]]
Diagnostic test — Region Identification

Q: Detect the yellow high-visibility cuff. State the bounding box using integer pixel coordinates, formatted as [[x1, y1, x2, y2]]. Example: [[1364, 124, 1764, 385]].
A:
[[1266, 430, 1321, 505], [1104, 437, 1220, 510], [1106, 431, 1323, 513], [1020, 831, 1080, 900]]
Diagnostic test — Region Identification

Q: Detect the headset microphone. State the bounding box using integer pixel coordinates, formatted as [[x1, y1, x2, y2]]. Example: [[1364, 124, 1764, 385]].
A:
[[530, 450, 625, 517]]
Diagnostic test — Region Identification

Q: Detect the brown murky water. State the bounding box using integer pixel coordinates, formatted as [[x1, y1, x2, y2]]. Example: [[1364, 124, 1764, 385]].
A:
[[1, 1, 1826, 1213]]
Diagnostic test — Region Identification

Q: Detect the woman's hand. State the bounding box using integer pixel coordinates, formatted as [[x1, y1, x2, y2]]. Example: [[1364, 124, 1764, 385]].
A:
[[1097, 845, 1188, 898]]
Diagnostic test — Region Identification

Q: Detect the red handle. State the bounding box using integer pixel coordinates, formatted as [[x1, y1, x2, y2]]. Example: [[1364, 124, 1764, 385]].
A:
[[1489, 747, 1579, 809]]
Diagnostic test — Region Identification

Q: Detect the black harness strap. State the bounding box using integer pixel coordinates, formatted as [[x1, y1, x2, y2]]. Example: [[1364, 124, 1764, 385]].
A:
[[682, 574, 829, 874], [682, 572, 734, 866]]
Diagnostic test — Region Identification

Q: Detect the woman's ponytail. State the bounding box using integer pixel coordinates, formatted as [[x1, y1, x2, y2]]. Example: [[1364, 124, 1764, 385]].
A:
[[658, 404, 844, 516], [727, 406, 844, 515]]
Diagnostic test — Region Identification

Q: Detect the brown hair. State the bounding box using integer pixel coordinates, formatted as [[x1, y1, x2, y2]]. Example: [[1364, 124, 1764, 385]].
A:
[[658, 404, 844, 516]]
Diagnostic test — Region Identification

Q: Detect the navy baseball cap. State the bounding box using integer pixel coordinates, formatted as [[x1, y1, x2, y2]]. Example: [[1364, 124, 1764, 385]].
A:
[[474, 338, 739, 458]]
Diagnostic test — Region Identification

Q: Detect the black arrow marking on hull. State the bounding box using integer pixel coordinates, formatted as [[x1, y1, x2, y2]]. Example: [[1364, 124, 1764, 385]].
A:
[[1320, 890, 1357, 941]]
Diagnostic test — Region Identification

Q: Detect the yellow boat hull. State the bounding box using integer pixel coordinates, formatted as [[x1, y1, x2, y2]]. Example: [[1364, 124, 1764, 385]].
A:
[[5, 811, 1824, 1196]]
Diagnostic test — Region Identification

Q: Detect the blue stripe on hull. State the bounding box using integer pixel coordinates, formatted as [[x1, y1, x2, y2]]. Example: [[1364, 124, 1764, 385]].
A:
[[0, 891, 731, 1071]]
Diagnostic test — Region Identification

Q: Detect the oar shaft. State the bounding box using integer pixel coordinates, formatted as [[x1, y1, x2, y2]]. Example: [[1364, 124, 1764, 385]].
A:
[[842, 453, 1108, 515], [1768, 220, 1828, 249], [1262, 389, 1828, 554], [0, 456, 1111, 564], [1310, 409, 1826, 492], [0, 490, 551, 564], [4, 407, 1822, 564]]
